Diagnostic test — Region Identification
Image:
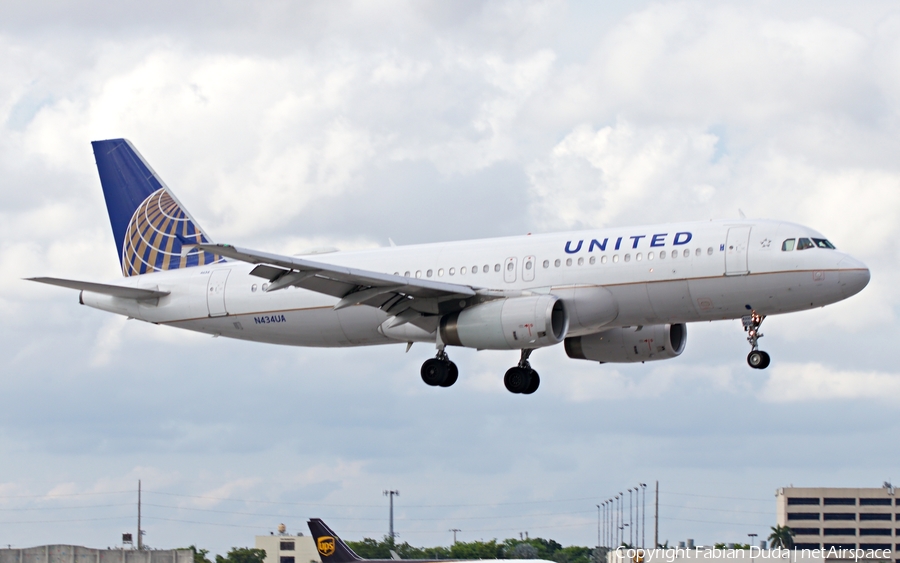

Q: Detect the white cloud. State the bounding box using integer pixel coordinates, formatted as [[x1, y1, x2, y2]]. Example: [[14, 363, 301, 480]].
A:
[[759, 362, 900, 402]]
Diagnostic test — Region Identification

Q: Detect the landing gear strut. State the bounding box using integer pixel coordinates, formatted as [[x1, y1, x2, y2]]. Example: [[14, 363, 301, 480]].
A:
[[421, 348, 458, 387], [504, 349, 540, 394], [743, 310, 770, 369]]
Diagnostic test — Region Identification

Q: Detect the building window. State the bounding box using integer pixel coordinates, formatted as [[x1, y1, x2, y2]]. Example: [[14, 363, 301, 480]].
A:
[[825, 498, 856, 505], [788, 513, 821, 520], [280, 558, 295, 563], [789, 498, 821, 505], [823, 528, 856, 536], [859, 529, 891, 536], [823, 543, 856, 549], [791, 528, 820, 535], [860, 499, 892, 506], [824, 513, 856, 521], [793, 543, 820, 550], [860, 513, 891, 521], [858, 543, 891, 550], [280, 542, 295, 551]]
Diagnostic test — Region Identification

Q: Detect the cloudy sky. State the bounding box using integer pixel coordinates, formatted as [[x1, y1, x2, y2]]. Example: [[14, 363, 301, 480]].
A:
[[2, 0, 899, 554]]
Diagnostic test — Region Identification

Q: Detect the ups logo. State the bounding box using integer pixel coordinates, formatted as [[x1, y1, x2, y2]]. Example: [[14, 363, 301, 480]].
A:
[[317, 537, 336, 557]]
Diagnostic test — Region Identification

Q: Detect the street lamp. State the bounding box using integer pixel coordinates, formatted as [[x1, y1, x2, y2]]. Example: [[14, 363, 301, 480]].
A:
[[748, 533, 758, 563]]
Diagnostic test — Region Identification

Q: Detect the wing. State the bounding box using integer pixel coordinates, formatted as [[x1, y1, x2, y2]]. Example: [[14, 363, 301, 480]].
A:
[[191, 243, 479, 328], [27, 277, 170, 300]]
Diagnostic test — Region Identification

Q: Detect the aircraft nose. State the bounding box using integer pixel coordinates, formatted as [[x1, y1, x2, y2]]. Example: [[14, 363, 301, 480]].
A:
[[838, 256, 870, 298]]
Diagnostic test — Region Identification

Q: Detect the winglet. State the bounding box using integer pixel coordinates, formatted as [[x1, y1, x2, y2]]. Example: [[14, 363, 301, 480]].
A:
[[307, 519, 362, 563]]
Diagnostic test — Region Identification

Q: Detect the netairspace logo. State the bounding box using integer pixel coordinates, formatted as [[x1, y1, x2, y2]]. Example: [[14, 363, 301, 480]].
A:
[[613, 547, 892, 563]]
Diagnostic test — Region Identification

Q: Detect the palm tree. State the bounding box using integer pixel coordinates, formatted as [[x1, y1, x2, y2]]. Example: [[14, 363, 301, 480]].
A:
[[768, 525, 794, 549]]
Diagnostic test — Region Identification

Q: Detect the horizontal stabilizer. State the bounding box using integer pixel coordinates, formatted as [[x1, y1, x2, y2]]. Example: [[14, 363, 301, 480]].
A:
[[27, 277, 170, 300]]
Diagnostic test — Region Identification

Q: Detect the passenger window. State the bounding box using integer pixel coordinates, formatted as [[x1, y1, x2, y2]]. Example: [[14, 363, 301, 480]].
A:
[[437, 268, 443, 277], [427, 269, 433, 277], [647, 252, 654, 261], [262, 283, 269, 291], [494, 264, 500, 272], [683, 249, 690, 258], [659, 251, 665, 260], [484, 265, 490, 273], [613, 255, 619, 263], [601, 255, 608, 264], [507, 262, 514, 271], [671, 250, 678, 259], [782, 239, 795, 251], [566, 258, 572, 266], [449, 267, 455, 276], [695, 248, 701, 256], [624, 254, 631, 262], [461, 266, 467, 275], [554, 259, 561, 267], [577, 257, 584, 265], [251, 284, 258, 292], [404, 271, 410, 277], [707, 247, 713, 255], [471, 266, 477, 274], [635, 253, 642, 261], [543, 260, 549, 268], [416, 271, 422, 278], [525, 261, 532, 270], [813, 238, 836, 249], [797, 238, 814, 250], [589, 256, 596, 265]]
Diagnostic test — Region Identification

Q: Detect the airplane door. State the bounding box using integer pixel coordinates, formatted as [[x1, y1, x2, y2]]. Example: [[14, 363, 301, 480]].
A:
[[522, 255, 535, 282], [725, 227, 751, 275], [207, 269, 231, 317], [504, 257, 517, 283]]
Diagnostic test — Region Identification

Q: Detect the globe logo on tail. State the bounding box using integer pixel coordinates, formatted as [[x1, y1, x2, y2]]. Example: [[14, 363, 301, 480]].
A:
[[121, 188, 224, 276]]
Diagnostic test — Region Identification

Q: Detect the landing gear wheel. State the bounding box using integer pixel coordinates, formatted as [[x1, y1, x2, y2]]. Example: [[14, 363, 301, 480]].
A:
[[742, 310, 771, 370], [504, 367, 533, 394], [439, 361, 459, 387], [747, 350, 770, 370], [522, 370, 540, 395], [421, 358, 449, 386]]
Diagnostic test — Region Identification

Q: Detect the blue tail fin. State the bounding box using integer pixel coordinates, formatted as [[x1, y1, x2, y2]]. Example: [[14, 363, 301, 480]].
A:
[[92, 139, 224, 277]]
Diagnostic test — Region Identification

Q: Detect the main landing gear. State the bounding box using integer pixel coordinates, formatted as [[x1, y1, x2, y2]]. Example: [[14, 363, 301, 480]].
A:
[[743, 310, 770, 369], [504, 349, 540, 395], [420, 349, 458, 387]]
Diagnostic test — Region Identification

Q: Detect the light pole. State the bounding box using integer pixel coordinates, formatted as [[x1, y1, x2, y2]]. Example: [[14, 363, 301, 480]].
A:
[[596, 504, 602, 549], [615, 495, 620, 546], [628, 488, 633, 547], [450, 529, 460, 544], [749, 533, 758, 563], [384, 490, 399, 541], [641, 483, 647, 549]]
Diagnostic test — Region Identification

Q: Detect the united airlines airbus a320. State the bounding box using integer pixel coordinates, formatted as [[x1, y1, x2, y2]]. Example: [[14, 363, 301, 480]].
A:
[[30, 139, 870, 394]]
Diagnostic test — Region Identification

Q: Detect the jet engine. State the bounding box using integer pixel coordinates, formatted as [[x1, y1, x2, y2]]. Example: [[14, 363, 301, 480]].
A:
[[440, 295, 568, 350], [564, 323, 686, 363]]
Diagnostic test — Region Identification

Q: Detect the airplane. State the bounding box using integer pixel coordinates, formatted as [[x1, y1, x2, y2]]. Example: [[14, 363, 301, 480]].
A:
[[28, 139, 870, 395], [306, 517, 553, 563]]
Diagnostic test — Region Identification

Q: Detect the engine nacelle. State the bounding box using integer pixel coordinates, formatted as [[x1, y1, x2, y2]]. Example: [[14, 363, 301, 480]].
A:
[[564, 323, 686, 363], [440, 295, 568, 350]]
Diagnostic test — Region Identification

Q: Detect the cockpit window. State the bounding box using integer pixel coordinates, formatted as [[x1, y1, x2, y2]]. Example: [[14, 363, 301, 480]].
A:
[[812, 238, 836, 249], [782, 239, 795, 251], [796, 237, 814, 250]]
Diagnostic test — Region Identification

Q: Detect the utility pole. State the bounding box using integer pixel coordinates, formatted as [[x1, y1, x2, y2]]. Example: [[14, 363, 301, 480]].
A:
[[449, 529, 460, 544], [137, 480, 142, 551], [654, 481, 659, 548], [384, 490, 399, 541]]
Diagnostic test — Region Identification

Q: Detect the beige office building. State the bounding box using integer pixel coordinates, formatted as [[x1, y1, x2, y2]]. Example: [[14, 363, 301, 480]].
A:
[[776, 486, 897, 558], [255, 533, 319, 563]]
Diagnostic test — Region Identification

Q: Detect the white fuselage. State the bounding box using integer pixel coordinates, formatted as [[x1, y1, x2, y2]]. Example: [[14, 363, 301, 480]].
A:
[[80, 219, 870, 348]]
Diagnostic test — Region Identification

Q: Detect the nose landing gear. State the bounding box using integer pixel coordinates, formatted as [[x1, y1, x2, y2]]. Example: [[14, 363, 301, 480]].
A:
[[743, 311, 770, 369], [421, 349, 458, 387], [504, 349, 540, 394]]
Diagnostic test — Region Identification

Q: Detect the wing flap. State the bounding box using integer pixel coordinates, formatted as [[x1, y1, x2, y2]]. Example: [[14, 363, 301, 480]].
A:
[[27, 277, 170, 300]]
